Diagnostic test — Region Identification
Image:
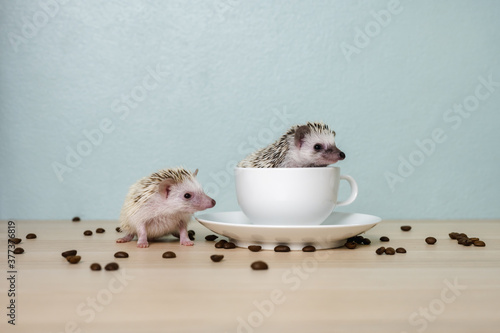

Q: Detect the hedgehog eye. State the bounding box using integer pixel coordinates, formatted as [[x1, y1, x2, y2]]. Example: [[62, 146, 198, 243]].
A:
[[184, 193, 192, 199], [313, 144, 322, 151]]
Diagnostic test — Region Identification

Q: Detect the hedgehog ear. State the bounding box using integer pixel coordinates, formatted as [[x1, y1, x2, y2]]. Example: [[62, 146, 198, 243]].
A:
[[158, 179, 176, 198], [294, 125, 310, 148], [193, 169, 199, 177]]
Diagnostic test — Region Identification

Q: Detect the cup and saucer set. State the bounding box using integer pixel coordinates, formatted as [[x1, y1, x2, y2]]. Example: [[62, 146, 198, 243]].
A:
[[196, 166, 381, 250]]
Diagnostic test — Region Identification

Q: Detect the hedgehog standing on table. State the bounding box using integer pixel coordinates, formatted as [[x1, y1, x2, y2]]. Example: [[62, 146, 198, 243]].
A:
[[117, 167, 215, 248], [238, 122, 345, 168]]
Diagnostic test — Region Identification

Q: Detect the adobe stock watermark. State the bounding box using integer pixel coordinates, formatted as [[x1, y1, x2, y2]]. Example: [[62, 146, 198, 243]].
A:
[[402, 277, 467, 333], [52, 63, 171, 182], [7, 0, 69, 53], [203, 105, 295, 198], [59, 269, 135, 333], [341, 0, 404, 62], [233, 239, 337, 333], [385, 73, 499, 192]]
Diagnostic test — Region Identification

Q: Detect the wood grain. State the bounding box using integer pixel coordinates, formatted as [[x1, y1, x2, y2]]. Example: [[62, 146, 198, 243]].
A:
[[1, 219, 499, 333]]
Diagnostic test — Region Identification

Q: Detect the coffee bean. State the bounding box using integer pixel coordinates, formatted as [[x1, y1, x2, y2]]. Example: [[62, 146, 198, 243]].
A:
[[162, 251, 176, 259], [458, 233, 468, 238], [13, 247, 24, 254], [468, 237, 479, 242], [205, 234, 218, 241], [344, 242, 357, 249], [396, 247, 407, 253], [362, 238, 371, 245], [457, 238, 468, 245], [210, 255, 224, 262], [400, 225, 412, 231], [67, 255, 81, 264], [251, 261, 268, 270], [302, 245, 316, 252], [215, 240, 227, 248], [449, 232, 459, 239], [223, 242, 236, 249], [474, 240, 486, 247], [9, 238, 21, 244], [61, 250, 77, 258], [96, 228, 105, 233], [105, 262, 119, 271], [385, 247, 395, 255], [248, 245, 262, 252], [188, 230, 195, 236], [463, 239, 474, 246], [90, 263, 102, 271], [380, 236, 390, 242], [115, 227, 122, 232], [114, 251, 129, 258], [425, 237, 437, 245], [26, 233, 37, 239], [274, 245, 290, 252], [375, 247, 386, 255], [83, 230, 93, 236], [188, 230, 195, 241], [352, 236, 365, 244], [72, 216, 81, 222]]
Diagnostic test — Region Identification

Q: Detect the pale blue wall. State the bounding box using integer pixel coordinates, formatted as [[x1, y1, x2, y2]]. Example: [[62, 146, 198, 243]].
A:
[[1, 0, 499, 220]]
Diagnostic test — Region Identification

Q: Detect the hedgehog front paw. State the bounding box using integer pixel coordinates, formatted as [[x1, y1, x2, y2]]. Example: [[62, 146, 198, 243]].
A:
[[137, 241, 149, 248], [180, 239, 194, 246]]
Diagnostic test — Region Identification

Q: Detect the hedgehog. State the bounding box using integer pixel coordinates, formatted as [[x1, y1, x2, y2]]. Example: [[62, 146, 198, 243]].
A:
[[237, 122, 345, 168], [116, 167, 216, 248]]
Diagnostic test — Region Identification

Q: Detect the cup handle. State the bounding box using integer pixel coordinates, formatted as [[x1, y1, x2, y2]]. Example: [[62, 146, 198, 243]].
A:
[[336, 175, 358, 207]]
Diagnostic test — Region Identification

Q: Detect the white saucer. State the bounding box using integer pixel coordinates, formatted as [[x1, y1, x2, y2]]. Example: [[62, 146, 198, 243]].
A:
[[195, 211, 381, 250]]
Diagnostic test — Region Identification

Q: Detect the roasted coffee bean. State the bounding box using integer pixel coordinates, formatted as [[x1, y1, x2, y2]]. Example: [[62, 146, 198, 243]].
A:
[[352, 236, 365, 244], [385, 247, 395, 255], [114, 251, 129, 258], [72, 216, 81, 222], [468, 237, 479, 242], [375, 247, 386, 255], [67, 255, 81, 264], [61, 250, 77, 258], [96, 228, 105, 233], [215, 240, 227, 248], [223, 242, 236, 249], [463, 239, 474, 246], [83, 230, 93, 236], [362, 238, 372, 245], [210, 255, 224, 262], [474, 240, 486, 247], [458, 233, 468, 238], [13, 247, 24, 254], [105, 262, 119, 271], [380, 236, 390, 242], [449, 232, 459, 239], [26, 233, 37, 239], [162, 251, 176, 259], [400, 225, 412, 231], [251, 261, 268, 270], [274, 245, 290, 252], [425, 237, 437, 245], [205, 234, 218, 241], [188, 230, 195, 241], [396, 247, 407, 253], [344, 242, 357, 249], [9, 238, 21, 244], [90, 263, 102, 271], [115, 227, 122, 232], [457, 238, 468, 245], [302, 245, 316, 252], [248, 245, 262, 252]]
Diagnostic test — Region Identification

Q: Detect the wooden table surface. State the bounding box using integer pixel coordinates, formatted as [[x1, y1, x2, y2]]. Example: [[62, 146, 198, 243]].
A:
[[1, 218, 499, 333]]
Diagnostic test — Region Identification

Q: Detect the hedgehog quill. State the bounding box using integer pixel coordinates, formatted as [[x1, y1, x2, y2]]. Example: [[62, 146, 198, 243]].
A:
[[238, 122, 345, 168], [117, 167, 215, 247]]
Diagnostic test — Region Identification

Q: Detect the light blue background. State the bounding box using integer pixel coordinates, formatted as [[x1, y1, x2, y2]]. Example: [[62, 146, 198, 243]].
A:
[[1, 0, 499, 220]]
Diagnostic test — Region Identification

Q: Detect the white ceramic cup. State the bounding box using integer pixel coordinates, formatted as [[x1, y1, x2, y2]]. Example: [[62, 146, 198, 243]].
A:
[[235, 166, 358, 225]]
